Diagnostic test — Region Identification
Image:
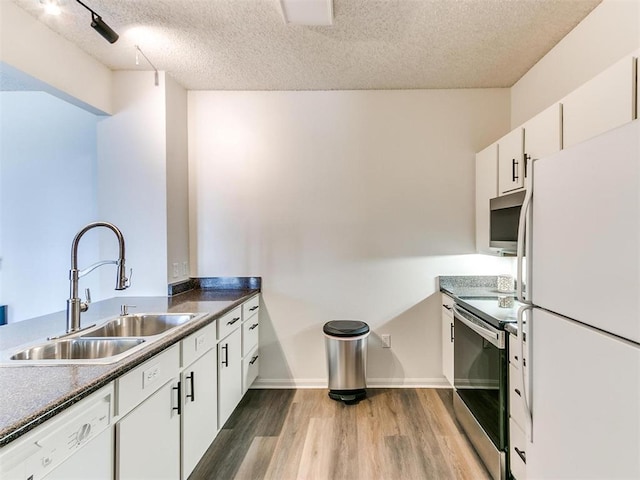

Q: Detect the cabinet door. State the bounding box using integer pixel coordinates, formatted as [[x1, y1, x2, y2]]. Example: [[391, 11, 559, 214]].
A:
[[498, 128, 524, 195], [523, 103, 562, 161], [117, 380, 180, 480], [218, 328, 242, 429], [182, 348, 218, 479], [242, 345, 260, 394], [562, 54, 636, 149], [475, 143, 498, 254], [441, 294, 454, 386]]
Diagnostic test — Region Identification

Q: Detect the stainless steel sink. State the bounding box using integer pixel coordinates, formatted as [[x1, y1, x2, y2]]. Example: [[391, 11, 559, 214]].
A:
[[83, 313, 198, 337], [10, 338, 145, 361]]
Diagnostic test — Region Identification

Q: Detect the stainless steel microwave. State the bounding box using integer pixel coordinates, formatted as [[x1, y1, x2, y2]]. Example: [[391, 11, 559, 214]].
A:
[[489, 190, 526, 253]]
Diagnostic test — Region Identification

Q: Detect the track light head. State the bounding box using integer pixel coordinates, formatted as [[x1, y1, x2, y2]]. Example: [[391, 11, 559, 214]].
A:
[[75, 0, 119, 44], [90, 13, 119, 43]]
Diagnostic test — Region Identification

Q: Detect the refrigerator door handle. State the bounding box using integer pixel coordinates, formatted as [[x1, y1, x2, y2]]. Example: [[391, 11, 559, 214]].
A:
[[518, 304, 534, 441], [517, 156, 534, 304]]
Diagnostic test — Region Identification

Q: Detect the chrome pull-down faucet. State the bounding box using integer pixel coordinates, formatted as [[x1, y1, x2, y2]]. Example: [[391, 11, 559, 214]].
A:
[[66, 222, 129, 335]]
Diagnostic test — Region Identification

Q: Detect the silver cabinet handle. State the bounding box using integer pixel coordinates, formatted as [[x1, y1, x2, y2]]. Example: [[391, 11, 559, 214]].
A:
[[186, 372, 195, 402], [172, 382, 181, 415], [221, 344, 229, 367]]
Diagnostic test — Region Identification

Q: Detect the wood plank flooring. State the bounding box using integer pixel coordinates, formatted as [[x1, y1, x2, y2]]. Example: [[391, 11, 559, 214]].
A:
[[189, 388, 490, 480]]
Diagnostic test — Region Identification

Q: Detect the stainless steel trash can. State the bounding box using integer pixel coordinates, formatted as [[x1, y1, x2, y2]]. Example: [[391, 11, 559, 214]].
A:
[[323, 320, 370, 403]]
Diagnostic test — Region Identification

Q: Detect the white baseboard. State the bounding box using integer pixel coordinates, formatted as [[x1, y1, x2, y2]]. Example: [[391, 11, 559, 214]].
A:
[[251, 377, 451, 389]]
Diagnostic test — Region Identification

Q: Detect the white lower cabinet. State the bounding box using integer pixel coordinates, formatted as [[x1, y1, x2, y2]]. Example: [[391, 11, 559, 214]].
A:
[[218, 327, 243, 428], [243, 345, 260, 393], [181, 347, 218, 479], [441, 294, 454, 386], [117, 379, 181, 480], [508, 333, 528, 480]]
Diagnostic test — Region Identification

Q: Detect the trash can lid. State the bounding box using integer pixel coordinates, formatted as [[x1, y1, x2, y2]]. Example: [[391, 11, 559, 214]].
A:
[[323, 320, 370, 337]]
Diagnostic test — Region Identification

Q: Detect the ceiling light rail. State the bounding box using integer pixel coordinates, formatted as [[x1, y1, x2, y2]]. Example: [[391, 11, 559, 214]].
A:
[[75, 0, 119, 44], [135, 45, 160, 87]]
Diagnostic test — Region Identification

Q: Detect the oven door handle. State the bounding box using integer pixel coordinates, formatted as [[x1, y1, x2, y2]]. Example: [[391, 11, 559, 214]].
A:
[[453, 305, 505, 349]]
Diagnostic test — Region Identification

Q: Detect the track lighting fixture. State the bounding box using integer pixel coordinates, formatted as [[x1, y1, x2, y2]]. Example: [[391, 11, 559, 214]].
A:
[[75, 0, 119, 44]]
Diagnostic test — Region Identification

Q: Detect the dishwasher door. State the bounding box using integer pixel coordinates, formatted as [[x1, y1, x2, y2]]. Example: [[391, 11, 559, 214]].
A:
[[0, 385, 113, 480], [43, 427, 112, 480]]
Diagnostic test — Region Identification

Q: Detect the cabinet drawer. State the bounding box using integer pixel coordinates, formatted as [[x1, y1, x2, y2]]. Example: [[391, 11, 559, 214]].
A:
[[509, 418, 527, 480], [242, 346, 259, 394], [242, 295, 260, 320], [217, 306, 242, 340], [441, 294, 454, 319], [242, 315, 259, 357], [117, 344, 180, 417], [182, 320, 216, 368], [509, 363, 527, 431], [509, 333, 526, 369]]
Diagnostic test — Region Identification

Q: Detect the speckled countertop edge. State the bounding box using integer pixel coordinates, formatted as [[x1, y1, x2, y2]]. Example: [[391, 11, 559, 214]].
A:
[[0, 288, 259, 446], [438, 275, 524, 333]]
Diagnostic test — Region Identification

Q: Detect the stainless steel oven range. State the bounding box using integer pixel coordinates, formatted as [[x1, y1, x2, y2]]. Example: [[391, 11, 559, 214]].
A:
[[452, 299, 516, 480]]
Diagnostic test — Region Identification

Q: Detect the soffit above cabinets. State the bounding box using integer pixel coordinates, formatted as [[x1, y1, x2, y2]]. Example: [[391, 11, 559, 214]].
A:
[[9, 0, 601, 91]]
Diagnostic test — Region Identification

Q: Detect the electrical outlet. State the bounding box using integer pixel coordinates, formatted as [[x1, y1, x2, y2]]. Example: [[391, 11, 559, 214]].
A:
[[172, 263, 179, 278], [381, 334, 391, 348], [182, 261, 188, 276]]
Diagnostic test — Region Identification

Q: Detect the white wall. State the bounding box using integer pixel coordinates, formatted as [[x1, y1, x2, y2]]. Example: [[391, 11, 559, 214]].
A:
[[96, 71, 168, 297], [165, 75, 190, 283], [0, 2, 112, 115], [511, 0, 640, 127], [0, 91, 102, 323], [189, 89, 514, 387]]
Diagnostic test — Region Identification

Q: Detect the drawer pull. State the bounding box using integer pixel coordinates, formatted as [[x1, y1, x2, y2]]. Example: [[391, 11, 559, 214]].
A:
[[221, 343, 229, 367], [172, 382, 182, 415], [227, 317, 240, 326], [250, 355, 259, 365], [249, 306, 259, 312], [514, 447, 526, 463], [443, 304, 452, 311], [186, 372, 195, 402], [249, 323, 259, 331], [515, 388, 522, 397]]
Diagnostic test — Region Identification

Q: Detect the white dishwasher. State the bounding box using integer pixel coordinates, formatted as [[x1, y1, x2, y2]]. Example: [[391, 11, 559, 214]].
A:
[[0, 384, 114, 480]]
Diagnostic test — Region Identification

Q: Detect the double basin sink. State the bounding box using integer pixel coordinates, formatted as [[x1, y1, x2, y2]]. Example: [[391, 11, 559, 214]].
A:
[[9, 313, 204, 364]]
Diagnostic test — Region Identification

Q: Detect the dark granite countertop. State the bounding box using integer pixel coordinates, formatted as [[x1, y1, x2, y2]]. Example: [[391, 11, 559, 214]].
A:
[[0, 288, 259, 446]]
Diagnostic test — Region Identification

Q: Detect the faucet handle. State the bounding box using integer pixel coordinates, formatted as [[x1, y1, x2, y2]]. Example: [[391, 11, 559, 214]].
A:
[[125, 268, 133, 288], [80, 288, 92, 313], [120, 304, 136, 315]]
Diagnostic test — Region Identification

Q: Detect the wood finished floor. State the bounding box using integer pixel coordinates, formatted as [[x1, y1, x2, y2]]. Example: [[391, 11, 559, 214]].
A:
[[189, 388, 490, 480]]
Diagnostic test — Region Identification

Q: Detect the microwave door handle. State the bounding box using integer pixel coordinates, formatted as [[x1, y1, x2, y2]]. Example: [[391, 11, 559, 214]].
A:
[[517, 157, 534, 304], [452, 306, 504, 349]]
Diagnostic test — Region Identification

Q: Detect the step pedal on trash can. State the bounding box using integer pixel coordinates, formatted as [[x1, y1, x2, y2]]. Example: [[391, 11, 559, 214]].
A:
[[323, 320, 370, 403]]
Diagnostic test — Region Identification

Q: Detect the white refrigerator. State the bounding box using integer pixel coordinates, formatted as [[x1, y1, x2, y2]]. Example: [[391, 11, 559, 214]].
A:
[[518, 120, 640, 479]]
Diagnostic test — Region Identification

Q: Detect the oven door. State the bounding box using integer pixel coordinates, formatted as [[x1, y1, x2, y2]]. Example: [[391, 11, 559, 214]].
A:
[[453, 305, 508, 479]]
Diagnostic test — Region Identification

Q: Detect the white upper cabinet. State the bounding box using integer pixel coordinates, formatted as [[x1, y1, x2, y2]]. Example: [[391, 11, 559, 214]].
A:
[[562, 53, 637, 149], [523, 103, 562, 163], [475, 143, 499, 254], [498, 127, 525, 195]]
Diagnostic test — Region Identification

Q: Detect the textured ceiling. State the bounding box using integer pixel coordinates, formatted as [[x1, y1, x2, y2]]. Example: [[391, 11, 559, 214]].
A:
[[10, 0, 602, 91]]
